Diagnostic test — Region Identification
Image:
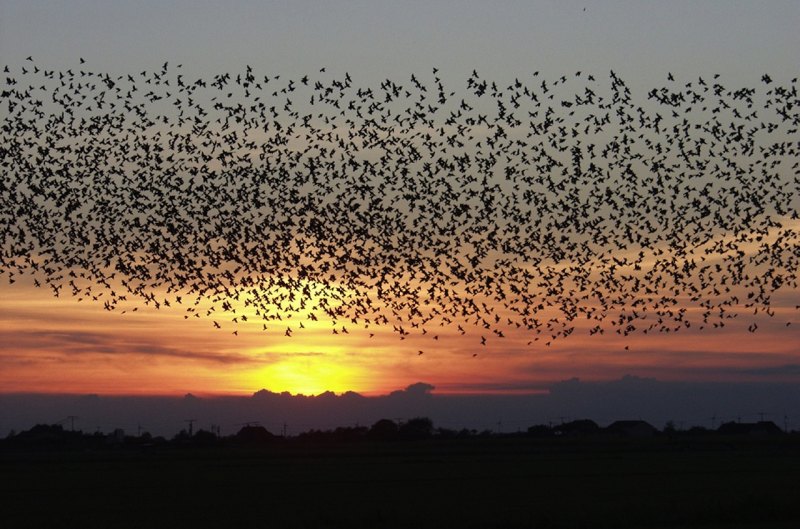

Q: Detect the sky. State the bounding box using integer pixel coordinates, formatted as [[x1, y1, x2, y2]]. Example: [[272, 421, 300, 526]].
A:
[[0, 0, 798, 420]]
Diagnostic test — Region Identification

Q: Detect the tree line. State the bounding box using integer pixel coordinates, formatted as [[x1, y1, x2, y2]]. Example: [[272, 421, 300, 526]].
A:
[[2, 416, 792, 450]]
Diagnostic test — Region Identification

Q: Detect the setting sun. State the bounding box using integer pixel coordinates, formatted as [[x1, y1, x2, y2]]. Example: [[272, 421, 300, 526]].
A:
[[246, 355, 362, 396]]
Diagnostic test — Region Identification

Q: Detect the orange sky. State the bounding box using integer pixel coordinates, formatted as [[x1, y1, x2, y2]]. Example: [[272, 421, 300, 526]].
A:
[[1, 271, 797, 397], [2, 48, 798, 398]]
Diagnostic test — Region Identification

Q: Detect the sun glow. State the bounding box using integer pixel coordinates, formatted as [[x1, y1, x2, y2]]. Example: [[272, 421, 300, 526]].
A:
[[246, 355, 361, 395]]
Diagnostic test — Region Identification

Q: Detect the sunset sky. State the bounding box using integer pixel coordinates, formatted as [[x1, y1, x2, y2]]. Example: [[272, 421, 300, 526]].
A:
[[1, 0, 798, 399]]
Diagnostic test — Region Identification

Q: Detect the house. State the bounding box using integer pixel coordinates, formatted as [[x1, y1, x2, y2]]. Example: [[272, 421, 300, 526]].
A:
[[107, 428, 125, 445], [717, 421, 782, 436], [554, 419, 600, 437], [605, 420, 657, 437]]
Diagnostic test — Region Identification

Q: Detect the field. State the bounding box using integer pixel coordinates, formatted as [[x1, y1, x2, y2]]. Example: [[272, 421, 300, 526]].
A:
[[2, 436, 799, 529]]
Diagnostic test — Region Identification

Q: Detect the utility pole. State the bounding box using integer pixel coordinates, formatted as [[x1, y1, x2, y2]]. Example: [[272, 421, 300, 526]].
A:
[[185, 419, 196, 436], [67, 415, 78, 432]]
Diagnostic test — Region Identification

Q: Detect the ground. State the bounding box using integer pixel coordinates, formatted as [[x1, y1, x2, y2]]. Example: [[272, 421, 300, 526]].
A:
[[2, 436, 799, 528]]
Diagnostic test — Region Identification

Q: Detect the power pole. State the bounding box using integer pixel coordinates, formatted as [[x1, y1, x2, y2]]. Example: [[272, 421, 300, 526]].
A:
[[185, 419, 196, 436], [67, 415, 78, 432]]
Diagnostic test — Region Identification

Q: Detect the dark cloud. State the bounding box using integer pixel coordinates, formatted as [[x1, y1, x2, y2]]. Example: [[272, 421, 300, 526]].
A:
[[0, 330, 261, 365], [3, 376, 799, 437], [733, 364, 800, 376], [433, 381, 549, 393], [390, 382, 435, 397]]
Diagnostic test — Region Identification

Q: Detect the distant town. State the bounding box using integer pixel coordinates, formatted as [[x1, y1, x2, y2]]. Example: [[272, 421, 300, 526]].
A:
[[3, 416, 795, 451]]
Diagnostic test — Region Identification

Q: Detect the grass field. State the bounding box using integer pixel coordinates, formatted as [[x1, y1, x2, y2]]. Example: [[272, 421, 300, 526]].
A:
[[2, 436, 798, 528]]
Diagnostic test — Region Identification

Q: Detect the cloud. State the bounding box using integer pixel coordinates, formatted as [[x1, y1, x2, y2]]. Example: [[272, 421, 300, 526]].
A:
[[0, 330, 261, 365], [732, 364, 800, 377], [389, 382, 435, 397], [432, 381, 549, 394], [3, 376, 800, 437]]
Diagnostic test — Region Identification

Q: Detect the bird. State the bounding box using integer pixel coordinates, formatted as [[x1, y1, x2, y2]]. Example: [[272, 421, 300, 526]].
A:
[[0, 62, 795, 354]]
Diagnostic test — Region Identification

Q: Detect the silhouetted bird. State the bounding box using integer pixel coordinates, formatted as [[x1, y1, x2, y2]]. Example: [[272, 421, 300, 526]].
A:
[[0, 60, 796, 353]]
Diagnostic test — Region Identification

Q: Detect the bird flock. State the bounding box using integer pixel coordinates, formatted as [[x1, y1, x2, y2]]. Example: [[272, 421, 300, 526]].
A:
[[1, 59, 798, 348]]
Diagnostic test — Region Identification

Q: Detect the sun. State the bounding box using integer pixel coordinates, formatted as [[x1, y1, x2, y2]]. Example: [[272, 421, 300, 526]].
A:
[[244, 353, 361, 396]]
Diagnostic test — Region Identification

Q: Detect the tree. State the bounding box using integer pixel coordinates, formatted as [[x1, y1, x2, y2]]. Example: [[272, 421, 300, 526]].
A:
[[235, 425, 275, 444], [368, 419, 399, 440], [398, 417, 433, 439]]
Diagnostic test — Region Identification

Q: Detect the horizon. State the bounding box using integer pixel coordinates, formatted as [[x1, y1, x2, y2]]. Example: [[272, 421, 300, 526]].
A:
[[4, 376, 798, 437]]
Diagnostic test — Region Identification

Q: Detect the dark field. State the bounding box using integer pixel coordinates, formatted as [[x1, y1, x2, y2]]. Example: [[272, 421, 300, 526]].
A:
[[2, 437, 799, 529]]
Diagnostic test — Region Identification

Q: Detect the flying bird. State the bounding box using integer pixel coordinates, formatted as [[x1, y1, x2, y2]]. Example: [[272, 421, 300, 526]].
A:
[[0, 62, 795, 354]]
